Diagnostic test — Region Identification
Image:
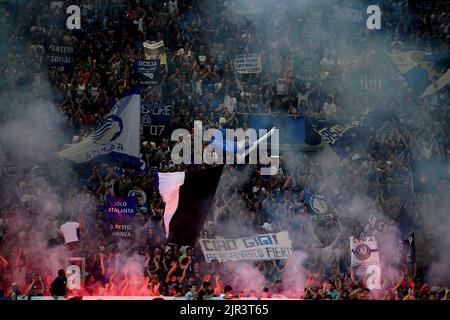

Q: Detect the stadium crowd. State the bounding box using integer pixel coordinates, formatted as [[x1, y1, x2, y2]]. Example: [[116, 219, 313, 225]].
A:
[[0, 0, 449, 300]]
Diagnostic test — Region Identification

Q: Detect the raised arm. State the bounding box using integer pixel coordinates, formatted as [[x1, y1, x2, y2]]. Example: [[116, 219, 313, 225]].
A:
[[0, 255, 8, 267], [165, 263, 177, 283]]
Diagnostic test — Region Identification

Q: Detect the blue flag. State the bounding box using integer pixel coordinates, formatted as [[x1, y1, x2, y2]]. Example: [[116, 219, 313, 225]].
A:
[[388, 50, 450, 97], [310, 110, 370, 159], [207, 127, 276, 156], [59, 87, 141, 166]]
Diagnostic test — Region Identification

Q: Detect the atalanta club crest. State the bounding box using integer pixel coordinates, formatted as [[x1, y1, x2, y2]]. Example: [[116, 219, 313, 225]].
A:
[[309, 195, 328, 214], [91, 115, 124, 145], [354, 244, 371, 260]]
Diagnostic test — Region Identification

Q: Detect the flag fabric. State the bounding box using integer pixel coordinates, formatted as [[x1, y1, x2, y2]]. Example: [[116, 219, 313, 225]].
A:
[[397, 232, 416, 266], [140, 103, 172, 143], [47, 43, 74, 73], [359, 214, 394, 239], [303, 188, 329, 214], [199, 232, 293, 263], [405, 232, 416, 264], [350, 236, 380, 268], [387, 50, 450, 97], [350, 236, 381, 290], [207, 127, 276, 156], [157, 165, 224, 247], [105, 195, 137, 239], [311, 110, 368, 145], [233, 53, 262, 74], [135, 60, 161, 86], [58, 87, 141, 166], [310, 110, 370, 159]]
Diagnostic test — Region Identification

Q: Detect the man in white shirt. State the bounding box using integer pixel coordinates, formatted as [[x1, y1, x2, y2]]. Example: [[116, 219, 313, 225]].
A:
[[323, 96, 336, 119], [223, 91, 237, 114], [59, 221, 81, 249], [177, 43, 194, 62]]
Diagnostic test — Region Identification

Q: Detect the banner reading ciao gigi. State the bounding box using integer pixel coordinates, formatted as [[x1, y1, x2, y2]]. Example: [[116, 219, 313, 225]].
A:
[[200, 231, 293, 263]]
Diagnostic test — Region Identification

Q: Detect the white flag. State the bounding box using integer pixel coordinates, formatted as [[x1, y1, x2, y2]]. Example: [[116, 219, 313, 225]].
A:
[[58, 87, 141, 165]]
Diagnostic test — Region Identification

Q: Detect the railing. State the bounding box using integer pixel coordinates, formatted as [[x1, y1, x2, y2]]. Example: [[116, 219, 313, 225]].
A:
[[15, 296, 300, 300]]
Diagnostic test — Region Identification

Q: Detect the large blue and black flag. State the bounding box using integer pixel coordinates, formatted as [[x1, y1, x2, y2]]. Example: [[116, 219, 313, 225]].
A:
[[156, 165, 224, 247], [388, 50, 450, 97], [310, 109, 370, 159], [156, 127, 276, 247]]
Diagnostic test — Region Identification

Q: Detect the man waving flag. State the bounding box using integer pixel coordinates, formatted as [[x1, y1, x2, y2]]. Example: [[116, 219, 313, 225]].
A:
[[157, 126, 276, 247], [58, 87, 141, 166]]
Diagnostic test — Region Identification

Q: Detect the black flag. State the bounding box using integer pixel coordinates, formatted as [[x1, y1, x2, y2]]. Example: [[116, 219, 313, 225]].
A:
[[405, 232, 416, 264], [157, 165, 224, 247]]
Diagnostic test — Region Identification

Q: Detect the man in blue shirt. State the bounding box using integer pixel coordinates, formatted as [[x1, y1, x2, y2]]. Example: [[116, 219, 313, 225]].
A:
[[202, 91, 220, 111]]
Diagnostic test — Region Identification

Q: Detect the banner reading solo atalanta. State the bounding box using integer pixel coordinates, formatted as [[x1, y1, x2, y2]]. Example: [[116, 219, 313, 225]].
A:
[[106, 195, 136, 239]]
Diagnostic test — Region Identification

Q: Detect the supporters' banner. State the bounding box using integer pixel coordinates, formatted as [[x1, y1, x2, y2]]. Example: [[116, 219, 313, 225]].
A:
[[351, 236, 382, 290], [234, 54, 262, 74], [200, 232, 293, 263], [387, 50, 450, 97], [304, 188, 329, 214], [128, 189, 148, 215], [359, 214, 393, 239], [58, 87, 141, 166], [47, 43, 74, 72], [143, 41, 167, 65], [106, 195, 136, 238], [140, 103, 172, 142], [135, 60, 161, 86], [277, 78, 286, 95], [350, 236, 380, 268]]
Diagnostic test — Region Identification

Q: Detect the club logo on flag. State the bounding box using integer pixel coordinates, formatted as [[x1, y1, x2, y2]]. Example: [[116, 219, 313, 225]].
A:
[[350, 236, 380, 267], [354, 244, 371, 261], [91, 115, 124, 145], [58, 87, 141, 166]]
